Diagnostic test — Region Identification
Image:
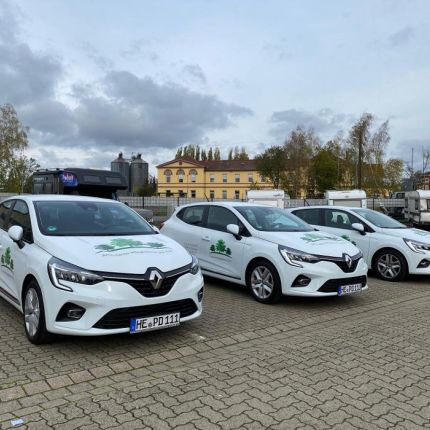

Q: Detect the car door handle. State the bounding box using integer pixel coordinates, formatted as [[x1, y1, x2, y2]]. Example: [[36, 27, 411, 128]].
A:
[[201, 236, 211, 242]]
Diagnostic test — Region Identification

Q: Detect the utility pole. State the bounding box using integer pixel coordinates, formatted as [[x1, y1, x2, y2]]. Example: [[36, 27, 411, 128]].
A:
[[357, 129, 363, 189]]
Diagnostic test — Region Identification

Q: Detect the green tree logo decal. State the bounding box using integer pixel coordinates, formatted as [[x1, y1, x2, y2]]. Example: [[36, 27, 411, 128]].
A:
[[210, 240, 232, 257], [341, 235, 357, 246], [95, 238, 169, 253], [301, 233, 342, 243], [1, 247, 14, 271]]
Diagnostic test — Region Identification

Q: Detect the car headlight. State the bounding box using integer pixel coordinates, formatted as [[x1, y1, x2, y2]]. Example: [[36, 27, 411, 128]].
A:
[[278, 245, 320, 268], [48, 257, 104, 292], [404, 239, 430, 254], [190, 255, 200, 275]]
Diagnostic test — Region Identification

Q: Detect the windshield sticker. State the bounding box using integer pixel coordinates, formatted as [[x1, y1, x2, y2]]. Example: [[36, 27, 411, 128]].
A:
[[47, 226, 57, 232], [210, 240, 232, 258], [413, 229, 430, 237], [1, 247, 14, 271], [95, 238, 171, 255], [301, 233, 343, 243]]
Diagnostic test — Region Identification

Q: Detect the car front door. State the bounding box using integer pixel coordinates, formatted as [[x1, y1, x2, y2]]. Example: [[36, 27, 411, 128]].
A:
[[0, 199, 16, 302], [0, 200, 34, 306], [321, 208, 371, 259], [200, 206, 247, 280]]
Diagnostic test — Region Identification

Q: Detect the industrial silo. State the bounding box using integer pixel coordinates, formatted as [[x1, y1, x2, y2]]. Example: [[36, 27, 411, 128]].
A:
[[130, 153, 149, 194], [111, 152, 130, 195]]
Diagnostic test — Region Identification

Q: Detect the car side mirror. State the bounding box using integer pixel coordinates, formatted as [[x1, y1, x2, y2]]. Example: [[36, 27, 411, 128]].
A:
[[8, 226, 25, 248], [351, 223, 365, 235], [227, 224, 241, 239]]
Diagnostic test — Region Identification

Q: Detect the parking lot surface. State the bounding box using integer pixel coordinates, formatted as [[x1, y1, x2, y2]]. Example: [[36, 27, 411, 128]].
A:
[[0, 275, 429, 429]]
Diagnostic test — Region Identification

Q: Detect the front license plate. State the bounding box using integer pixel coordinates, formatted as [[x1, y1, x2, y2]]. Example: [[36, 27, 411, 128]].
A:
[[338, 283, 362, 296], [130, 313, 180, 333]]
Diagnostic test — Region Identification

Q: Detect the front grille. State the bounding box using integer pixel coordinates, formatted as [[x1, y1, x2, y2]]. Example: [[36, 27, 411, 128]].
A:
[[319, 253, 362, 273], [93, 299, 198, 329], [95, 264, 191, 298], [318, 275, 367, 293]]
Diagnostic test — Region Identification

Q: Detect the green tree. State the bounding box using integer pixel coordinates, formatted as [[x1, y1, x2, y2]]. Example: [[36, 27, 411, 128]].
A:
[[384, 158, 404, 193], [201, 149, 207, 160], [215, 240, 226, 253], [226, 248, 231, 256], [6, 154, 39, 193], [255, 146, 287, 189], [311, 147, 338, 195], [210, 244, 215, 252], [175, 147, 183, 158], [4, 248, 11, 265], [228, 148, 233, 160], [10, 259, 14, 270], [214, 147, 221, 160], [207, 147, 213, 160]]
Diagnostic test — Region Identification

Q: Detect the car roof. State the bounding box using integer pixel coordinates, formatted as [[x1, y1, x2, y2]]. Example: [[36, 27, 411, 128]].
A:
[[287, 205, 366, 211], [176, 201, 281, 210], [1, 194, 119, 204]]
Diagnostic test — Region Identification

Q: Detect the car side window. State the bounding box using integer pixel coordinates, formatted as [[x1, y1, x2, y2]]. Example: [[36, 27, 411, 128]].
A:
[[180, 206, 205, 226], [0, 200, 15, 231], [293, 209, 321, 225], [206, 206, 240, 233], [9, 200, 33, 242], [323, 209, 362, 231]]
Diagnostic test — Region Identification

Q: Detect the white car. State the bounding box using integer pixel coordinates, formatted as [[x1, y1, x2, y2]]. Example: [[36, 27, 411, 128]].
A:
[[289, 206, 430, 282], [160, 202, 368, 303], [0, 195, 203, 344]]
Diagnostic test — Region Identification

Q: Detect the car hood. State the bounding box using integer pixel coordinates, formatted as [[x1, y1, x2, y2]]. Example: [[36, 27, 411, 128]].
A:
[[257, 230, 361, 257], [380, 227, 430, 244], [36, 234, 191, 273]]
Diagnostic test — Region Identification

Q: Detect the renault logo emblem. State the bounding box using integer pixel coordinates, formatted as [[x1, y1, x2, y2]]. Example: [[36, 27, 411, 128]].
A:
[[149, 270, 164, 289], [343, 254, 353, 269]]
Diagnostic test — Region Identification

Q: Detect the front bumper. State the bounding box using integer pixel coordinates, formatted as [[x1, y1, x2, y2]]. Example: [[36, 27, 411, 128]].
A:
[[280, 258, 369, 297], [42, 271, 204, 336]]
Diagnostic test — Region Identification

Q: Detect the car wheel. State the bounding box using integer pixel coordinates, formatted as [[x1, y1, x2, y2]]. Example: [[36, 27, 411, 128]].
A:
[[23, 281, 52, 344], [247, 260, 282, 304], [374, 250, 407, 282]]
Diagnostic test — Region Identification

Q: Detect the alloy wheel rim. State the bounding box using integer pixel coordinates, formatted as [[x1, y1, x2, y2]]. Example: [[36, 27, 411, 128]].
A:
[[251, 266, 274, 299], [377, 254, 401, 279], [24, 288, 40, 337]]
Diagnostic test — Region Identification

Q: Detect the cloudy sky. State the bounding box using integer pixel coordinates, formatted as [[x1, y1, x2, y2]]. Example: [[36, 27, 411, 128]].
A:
[[1, 0, 429, 174]]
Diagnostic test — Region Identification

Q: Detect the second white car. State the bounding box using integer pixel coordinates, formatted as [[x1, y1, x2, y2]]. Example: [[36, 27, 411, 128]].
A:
[[161, 202, 368, 303]]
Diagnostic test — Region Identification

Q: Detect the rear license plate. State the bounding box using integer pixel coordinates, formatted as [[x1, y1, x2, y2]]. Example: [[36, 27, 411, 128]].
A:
[[338, 283, 362, 296], [130, 313, 180, 333]]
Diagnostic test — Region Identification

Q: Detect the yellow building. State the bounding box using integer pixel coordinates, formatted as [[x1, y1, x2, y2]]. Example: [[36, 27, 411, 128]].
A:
[[156, 157, 270, 199]]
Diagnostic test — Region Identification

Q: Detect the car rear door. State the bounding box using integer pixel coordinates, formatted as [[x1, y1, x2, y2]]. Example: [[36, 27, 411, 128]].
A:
[[199, 206, 247, 280]]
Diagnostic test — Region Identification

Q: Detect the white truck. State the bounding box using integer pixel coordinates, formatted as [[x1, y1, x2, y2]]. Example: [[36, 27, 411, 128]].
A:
[[247, 190, 287, 208], [405, 190, 430, 226], [325, 190, 367, 208]]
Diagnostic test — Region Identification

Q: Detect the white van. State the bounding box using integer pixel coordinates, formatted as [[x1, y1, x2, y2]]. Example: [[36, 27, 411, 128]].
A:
[[405, 190, 430, 226], [325, 190, 367, 208], [247, 190, 287, 208]]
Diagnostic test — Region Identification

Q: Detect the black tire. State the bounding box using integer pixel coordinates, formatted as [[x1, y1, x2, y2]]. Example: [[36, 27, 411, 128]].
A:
[[246, 260, 282, 304], [23, 280, 52, 344], [373, 249, 408, 282]]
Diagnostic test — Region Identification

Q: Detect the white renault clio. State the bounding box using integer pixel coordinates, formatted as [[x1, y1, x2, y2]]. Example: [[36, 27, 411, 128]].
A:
[[289, 206, 430, 282], [161, 202, 368, 303], [0, 196, 203, 344]]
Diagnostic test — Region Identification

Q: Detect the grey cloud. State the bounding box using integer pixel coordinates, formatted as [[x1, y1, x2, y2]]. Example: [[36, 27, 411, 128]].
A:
[[72, 71, 253, 150], [81, 42, 114, 70], [121, 39, 159, 61], [388, 26, 414, 47], [182, 64, 207, 85], [270, 108, 355, 139]]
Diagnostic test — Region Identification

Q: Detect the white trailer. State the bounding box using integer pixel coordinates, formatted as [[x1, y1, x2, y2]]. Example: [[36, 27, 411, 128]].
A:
[[325, 190, 367, 208], [405, 190, 430, 226], [247, 190, 287, 208]]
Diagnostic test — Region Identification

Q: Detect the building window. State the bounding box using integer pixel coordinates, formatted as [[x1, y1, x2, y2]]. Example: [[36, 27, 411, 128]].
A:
[[166, 190, 171, 197], [234, 190, 240, 199], [190, 169, 197, 183], [177, 169, 185, 183], [191, 190, 196, 198], [260, 175, 266, 183], [210, 175, 215, 183], [222, 190, 227, 199], [209, 190, 215, 199], [235, 173, 240, 183], [222, 174, 227, 183], [248, 173, 253, 183], [178, 190, 185, 197], [164, 169, 172, 183]]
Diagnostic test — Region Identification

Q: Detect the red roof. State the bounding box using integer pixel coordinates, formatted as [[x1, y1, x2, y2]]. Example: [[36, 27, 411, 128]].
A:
[[156, 157, 255, 171]]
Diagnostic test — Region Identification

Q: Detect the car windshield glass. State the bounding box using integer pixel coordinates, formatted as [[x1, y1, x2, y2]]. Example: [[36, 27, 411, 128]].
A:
[[351, 208, 406, 229], [235, 206, 313, 232], [34, 201, 155, 236]]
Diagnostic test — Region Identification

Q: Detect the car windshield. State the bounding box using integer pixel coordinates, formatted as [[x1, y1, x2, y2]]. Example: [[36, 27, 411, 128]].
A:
[[34, 201, 155, 236], [351, 208, 406, 229], [235, 206, 313, 232]]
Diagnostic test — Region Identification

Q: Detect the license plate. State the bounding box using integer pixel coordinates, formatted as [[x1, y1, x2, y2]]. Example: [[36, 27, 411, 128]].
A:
[[130, 313, 180, 333], [338, 283, 362, 296]]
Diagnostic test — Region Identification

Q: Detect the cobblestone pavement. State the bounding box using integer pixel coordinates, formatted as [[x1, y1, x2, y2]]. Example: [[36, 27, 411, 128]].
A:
[[0, 275, 429, 429]]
